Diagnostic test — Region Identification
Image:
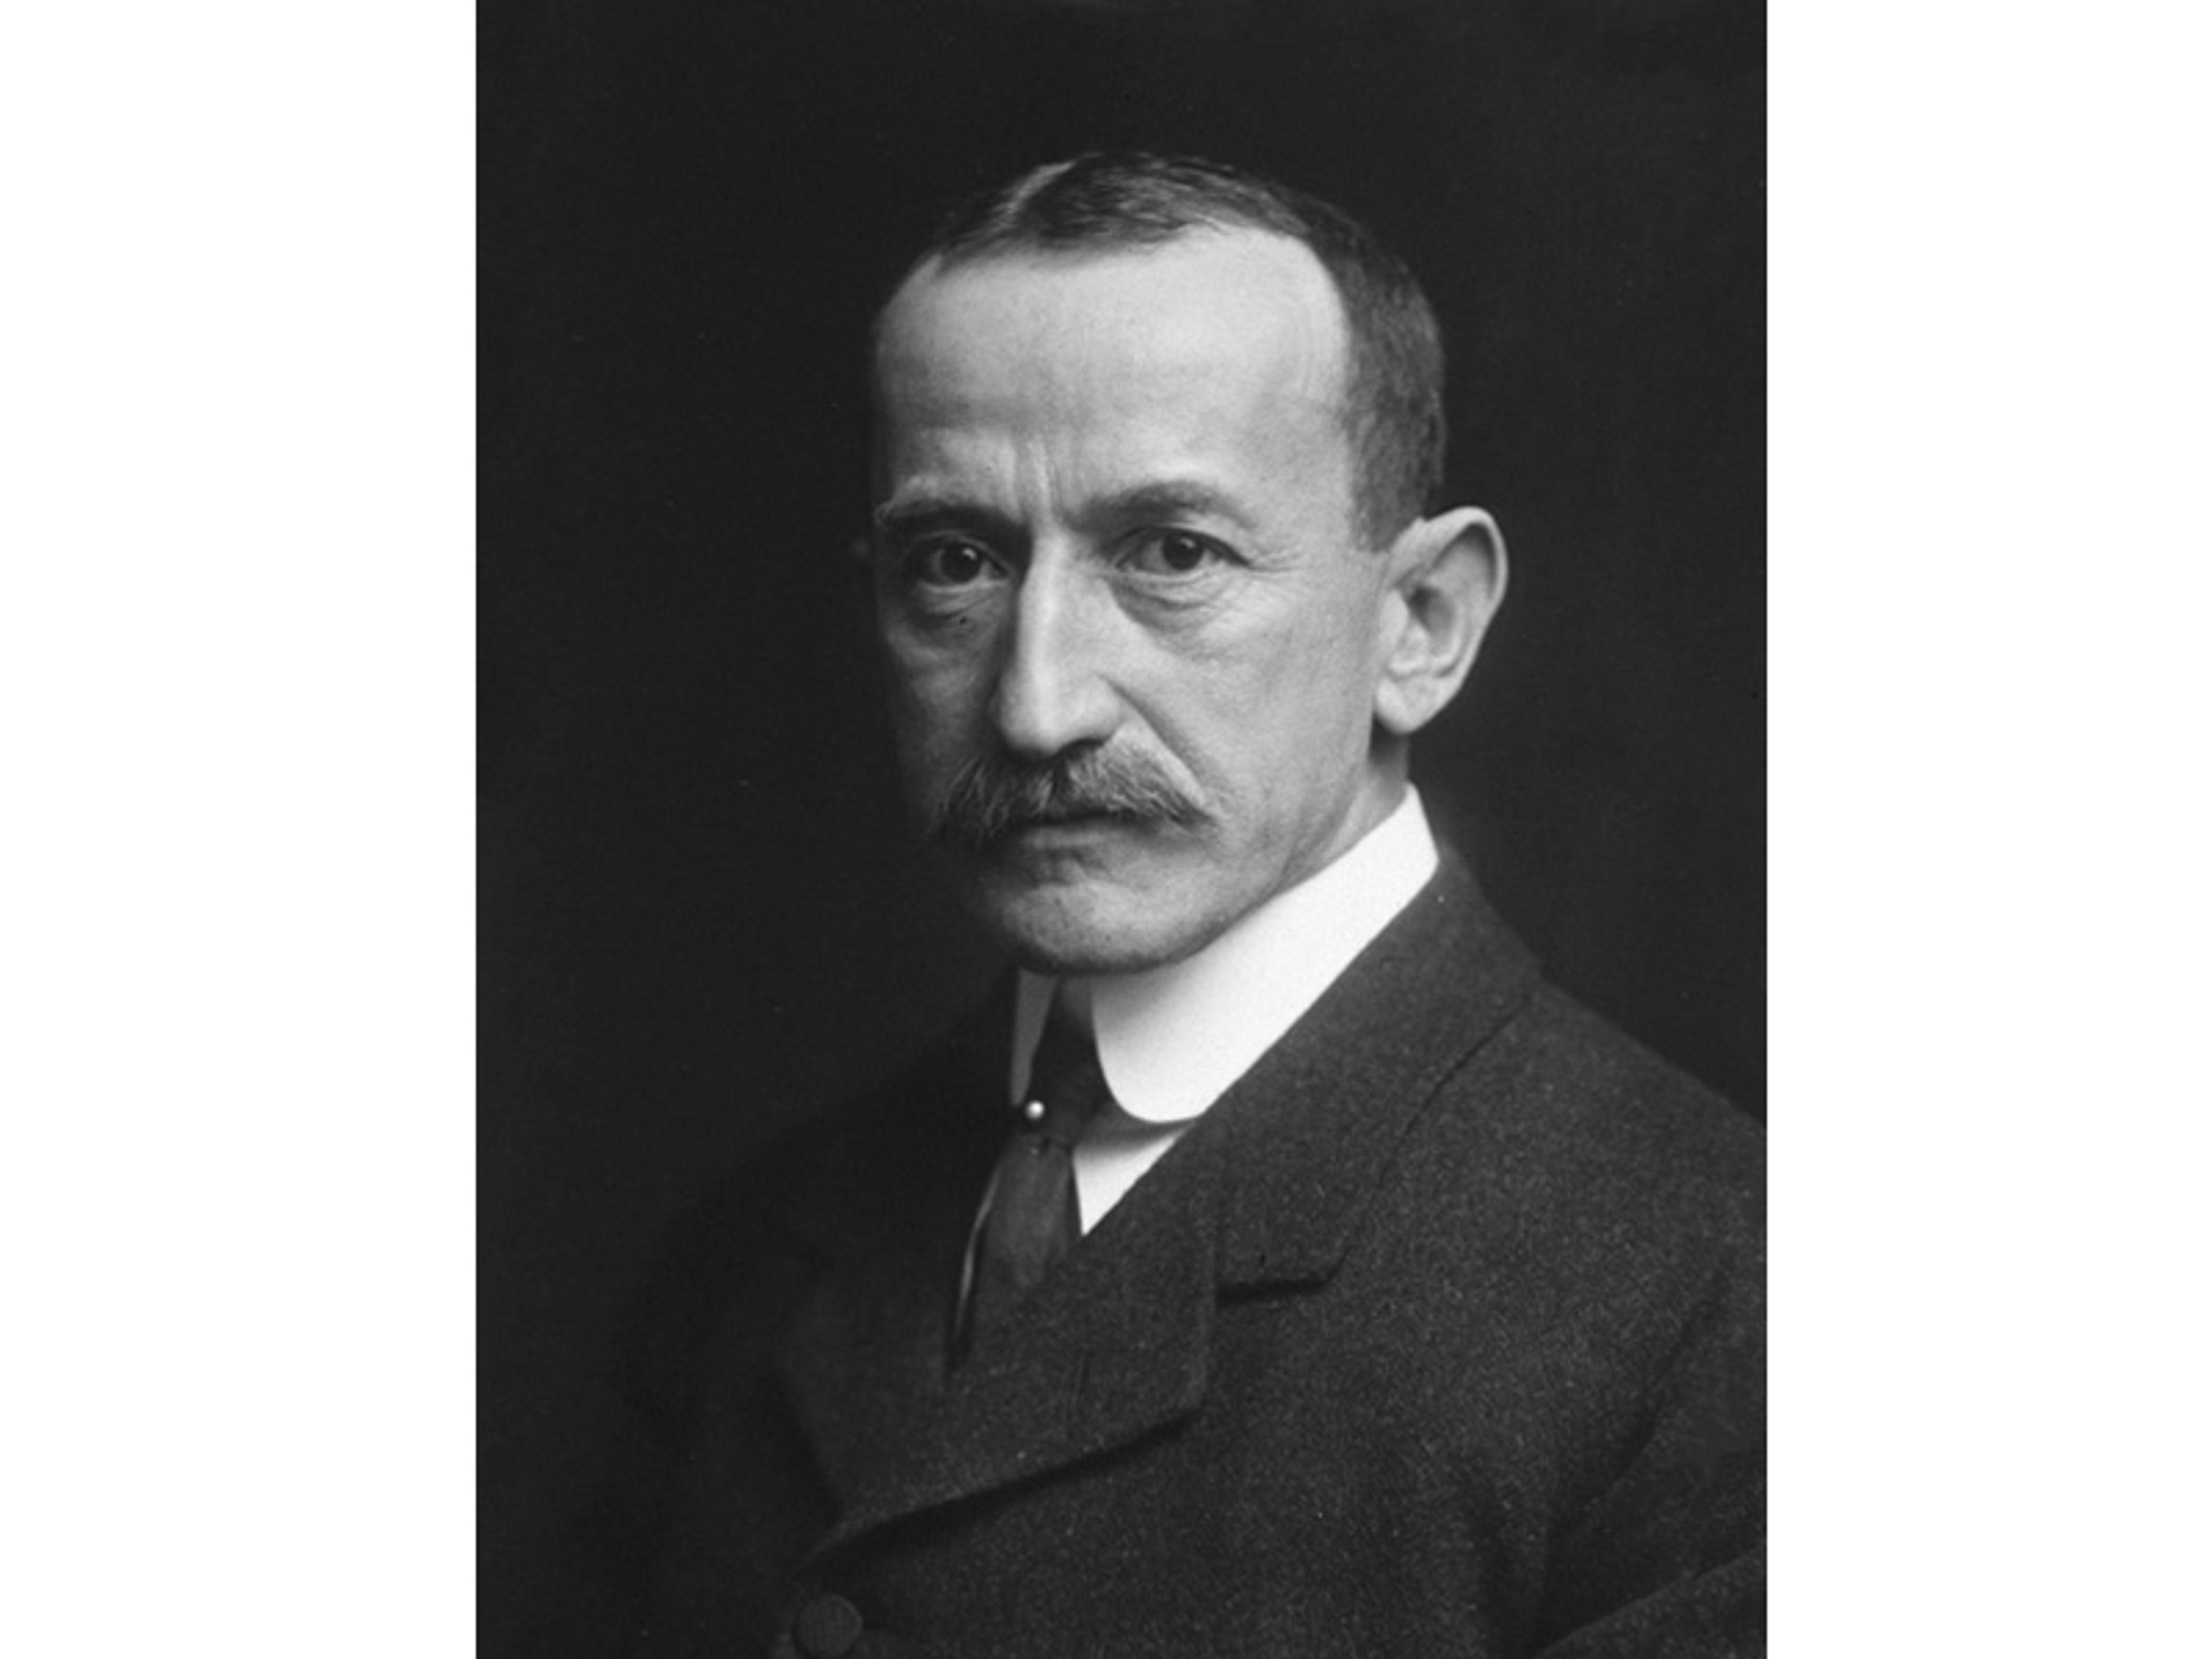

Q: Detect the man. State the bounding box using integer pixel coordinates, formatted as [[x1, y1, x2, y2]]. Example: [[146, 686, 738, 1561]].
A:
[[600, 153, 1762, 1657]]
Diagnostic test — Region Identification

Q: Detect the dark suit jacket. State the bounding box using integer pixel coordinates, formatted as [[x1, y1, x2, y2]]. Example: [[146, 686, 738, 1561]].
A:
[[589, 861, 1764, 1657]]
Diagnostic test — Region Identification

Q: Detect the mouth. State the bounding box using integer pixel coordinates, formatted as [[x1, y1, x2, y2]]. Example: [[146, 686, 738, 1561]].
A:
[[974, 805, 1183, 854], [999, 809, 1130, 838]]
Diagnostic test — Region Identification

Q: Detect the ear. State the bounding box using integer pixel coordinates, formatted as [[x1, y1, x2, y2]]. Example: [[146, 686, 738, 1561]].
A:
[[1373, 506, 1508, 738]]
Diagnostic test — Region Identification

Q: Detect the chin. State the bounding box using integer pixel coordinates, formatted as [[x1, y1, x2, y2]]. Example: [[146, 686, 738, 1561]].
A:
[[965, 878, 1226, 978]]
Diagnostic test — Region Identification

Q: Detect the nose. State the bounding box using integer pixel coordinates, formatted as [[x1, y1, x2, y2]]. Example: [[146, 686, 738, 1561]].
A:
[[988, 556, 1122, 761]]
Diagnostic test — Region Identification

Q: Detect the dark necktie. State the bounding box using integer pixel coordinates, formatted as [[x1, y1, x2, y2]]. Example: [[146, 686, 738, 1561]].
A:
[[959, 1003, 1111, 1359]]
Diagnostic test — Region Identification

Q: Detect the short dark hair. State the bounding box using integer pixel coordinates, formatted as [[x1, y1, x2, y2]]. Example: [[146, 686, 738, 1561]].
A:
[[885, 151, 1447, 544]]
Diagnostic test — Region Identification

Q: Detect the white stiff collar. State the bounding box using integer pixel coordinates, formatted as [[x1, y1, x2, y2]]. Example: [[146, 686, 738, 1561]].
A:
[[1010, 787, 1440, 1124]]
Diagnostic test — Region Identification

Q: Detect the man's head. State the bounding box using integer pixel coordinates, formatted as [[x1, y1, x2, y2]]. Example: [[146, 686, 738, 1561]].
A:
[[868, 152, 1506, 975]]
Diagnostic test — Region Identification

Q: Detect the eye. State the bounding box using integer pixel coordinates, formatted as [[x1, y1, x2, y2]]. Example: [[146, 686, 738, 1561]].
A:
[[1123, 529, 1228, 577], [906, 536, 1005, 588]]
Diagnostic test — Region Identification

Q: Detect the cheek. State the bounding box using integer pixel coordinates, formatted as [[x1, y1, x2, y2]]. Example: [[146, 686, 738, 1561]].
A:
[[885, 632, 989, 727], [1240, 602, 1380, 712], [1146, 604, 1368, 753]]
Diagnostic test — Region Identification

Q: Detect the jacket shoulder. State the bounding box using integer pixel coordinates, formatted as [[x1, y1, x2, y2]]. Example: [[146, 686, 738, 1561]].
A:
[[1497, 981, 1762, 1205], [1388, 972, 1764, 1293]]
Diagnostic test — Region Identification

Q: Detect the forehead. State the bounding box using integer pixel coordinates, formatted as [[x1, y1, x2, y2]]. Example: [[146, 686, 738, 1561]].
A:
[[873, 232, 1352, 447]]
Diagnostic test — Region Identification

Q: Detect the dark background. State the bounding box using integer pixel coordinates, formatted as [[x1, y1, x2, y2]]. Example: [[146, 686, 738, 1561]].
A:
[[482, 0, 1762, 1647]]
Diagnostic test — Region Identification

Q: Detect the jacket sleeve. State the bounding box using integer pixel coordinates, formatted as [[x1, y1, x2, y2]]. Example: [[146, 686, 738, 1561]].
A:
[[1530, 1232, 1766, 1659]]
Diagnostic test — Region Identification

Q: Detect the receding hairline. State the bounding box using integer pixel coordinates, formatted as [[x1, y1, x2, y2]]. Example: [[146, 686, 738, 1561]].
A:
[[890, 215, 1347, 308], [872, 227, 1364, 433]]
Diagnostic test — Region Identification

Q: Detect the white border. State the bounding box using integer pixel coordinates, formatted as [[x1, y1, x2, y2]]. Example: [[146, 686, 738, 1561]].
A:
[[1, 3, 474, 1650], [1774, 2, 2211, 1650]]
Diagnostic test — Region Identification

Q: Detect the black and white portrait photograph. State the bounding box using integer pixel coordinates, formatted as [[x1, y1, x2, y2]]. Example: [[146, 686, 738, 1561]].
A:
[[483, 4, 1764, 1653]]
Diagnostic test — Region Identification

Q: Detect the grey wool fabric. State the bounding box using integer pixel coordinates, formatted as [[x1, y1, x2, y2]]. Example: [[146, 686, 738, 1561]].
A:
[[587, 858, 1765, 1657]]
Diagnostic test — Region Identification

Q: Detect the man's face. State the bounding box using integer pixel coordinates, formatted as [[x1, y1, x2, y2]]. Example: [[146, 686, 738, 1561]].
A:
[[870, 231, 1405, 974]]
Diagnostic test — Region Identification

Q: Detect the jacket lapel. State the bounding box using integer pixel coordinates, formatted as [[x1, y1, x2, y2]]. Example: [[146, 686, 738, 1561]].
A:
[[770, 858, 1539, 1558], [1209, 857, 1539, 1291], [770, 1193, 969, 1514], [765, 997, 1007, 1516], [804, 1143, 1221, 1559]]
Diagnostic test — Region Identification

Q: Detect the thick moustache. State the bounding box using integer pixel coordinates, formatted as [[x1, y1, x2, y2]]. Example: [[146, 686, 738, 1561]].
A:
[[929, 751, 1206, 852], [957, 800, 1179, 853]]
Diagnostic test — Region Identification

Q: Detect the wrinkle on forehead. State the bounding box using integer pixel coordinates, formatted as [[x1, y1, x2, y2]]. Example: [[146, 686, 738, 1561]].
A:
[[872, 231, 1357, 513], [884, 234, 1344, 406]]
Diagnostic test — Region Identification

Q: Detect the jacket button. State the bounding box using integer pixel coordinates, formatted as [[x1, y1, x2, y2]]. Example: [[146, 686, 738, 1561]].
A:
[[791, 1591, 865, 1658]]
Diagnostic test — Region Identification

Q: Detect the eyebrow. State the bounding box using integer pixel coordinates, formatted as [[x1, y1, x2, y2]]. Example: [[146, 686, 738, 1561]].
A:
[[1084, 481, 1257, 535], [870, 494, 1013, 540]]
